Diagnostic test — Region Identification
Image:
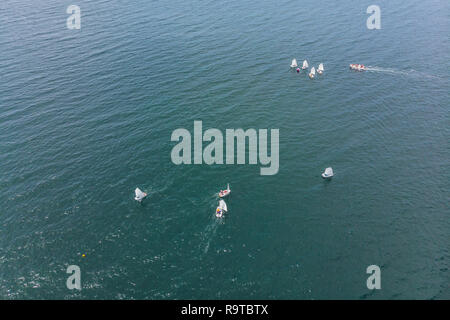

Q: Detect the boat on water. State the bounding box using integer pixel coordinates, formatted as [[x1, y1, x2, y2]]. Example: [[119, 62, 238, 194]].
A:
[[321, 167, 334, 179], [134, 188, 147, 201], [302, 60, 309, 70], [290, 58, 298, 68], [219, 183, 231, 198], [309, 67, 316, 79], [349, 64, 366, 71], [216, 199, 228, 218], [291, 58, 298, 68], [317, 63, 324, 74]]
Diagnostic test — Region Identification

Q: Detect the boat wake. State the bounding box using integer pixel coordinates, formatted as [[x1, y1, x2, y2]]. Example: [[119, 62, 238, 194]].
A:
[[365, 66, 412, 75], [200, 219, 220, 255], [198, 194, 224, 255], [365, 66, 441, 79]]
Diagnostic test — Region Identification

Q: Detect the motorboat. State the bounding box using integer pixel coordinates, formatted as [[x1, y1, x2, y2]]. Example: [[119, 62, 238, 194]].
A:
[[349, 64, 366, 71], [219, 184, 231, 198]]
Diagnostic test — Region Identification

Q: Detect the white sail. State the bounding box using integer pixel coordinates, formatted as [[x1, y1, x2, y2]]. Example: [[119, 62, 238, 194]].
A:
[[290, 58, 298, 68], [219, 200, 228, 212], [324, 167, 333, 176], [135, 188, 146, 201], [318, 63, 324, 71], [226, 183, 230, 191], [303, 60, 309, 68], [310, 67, 316, 75]]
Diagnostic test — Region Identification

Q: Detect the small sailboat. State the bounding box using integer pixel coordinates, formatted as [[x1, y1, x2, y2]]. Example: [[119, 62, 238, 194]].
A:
[[134, 188, 147, 201], [321, 167, 334, 179], [302, 60, 309, 70], [309, 67, 316, 79], [216, 200, 228, 218], [290, 58, 298, 68], [317, 63, 324, 74], [219, 183, 231, 198]]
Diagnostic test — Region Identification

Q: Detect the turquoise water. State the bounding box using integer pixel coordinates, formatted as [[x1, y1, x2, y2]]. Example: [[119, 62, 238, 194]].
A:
[[0, 0, 448, 299]]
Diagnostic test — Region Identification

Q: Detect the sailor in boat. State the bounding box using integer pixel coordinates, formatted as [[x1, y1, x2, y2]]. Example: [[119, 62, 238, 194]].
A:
[[134, 188, 147, 202], [317, 63, 324, 75], [302, 60, 309, 70], [216, 206, 223, 218], [290, 58, 298, 68], [350, 64, 366, 71], [308, 67, 316, 79], [216, 199, 228, 217]]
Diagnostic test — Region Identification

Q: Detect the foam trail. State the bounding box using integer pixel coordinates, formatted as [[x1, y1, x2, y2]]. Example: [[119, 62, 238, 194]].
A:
[[365, 66, 413, 76], [201, 219, 220, 254], [199, 194, 224, 255], [365, 66, 442, 79]]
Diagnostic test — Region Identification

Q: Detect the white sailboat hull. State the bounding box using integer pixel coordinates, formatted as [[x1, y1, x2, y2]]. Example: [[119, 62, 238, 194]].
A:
[[134, 188, 147, 201], [309, 67, 316, 79], [317, 64, 324, 74], [322, 167, 334, 178], [216, 200, 228, 217]]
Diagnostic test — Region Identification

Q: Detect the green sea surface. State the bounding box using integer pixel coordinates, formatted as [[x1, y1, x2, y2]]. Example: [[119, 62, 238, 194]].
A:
[[0, 0, 448, 299]]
